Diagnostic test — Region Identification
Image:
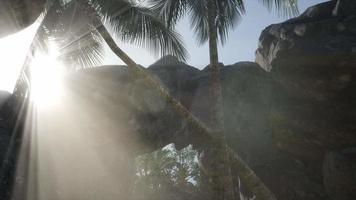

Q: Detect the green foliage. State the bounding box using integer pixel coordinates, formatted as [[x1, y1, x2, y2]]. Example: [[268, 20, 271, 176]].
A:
[[132, 144, 201, 200]]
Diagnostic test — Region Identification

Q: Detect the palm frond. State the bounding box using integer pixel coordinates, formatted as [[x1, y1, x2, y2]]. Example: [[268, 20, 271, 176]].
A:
[[149, 0, 188, 27], [149, 0, 245, 45], [93, 0, 188, 62], [258, 0, 299, 18], [187, 0, 245, 45], [36, 0, 104, 69], [215, 0, 245, 44], [58, 29, 104, 70], [187, 0, 209, 45]]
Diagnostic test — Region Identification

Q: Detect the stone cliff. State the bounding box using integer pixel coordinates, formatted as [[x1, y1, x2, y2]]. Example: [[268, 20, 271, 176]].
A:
[[255, 0, 356, 199]]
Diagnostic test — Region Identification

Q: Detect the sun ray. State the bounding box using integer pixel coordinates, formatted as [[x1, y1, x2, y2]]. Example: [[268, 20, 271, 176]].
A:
[[30, 46, 65, 108]]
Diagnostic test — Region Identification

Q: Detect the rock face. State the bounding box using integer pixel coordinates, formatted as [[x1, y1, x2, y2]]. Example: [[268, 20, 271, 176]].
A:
[[256, 1, 356, 72], [0, 91, 11, 163], [0, 91, 11, 108], [66, 60, 274, 155], [0, 0, 45, 38], [63, 60, 301, 199], [0, 92, 16, 199], [323, 148, 356, 200], [255, 1, 356, 199]]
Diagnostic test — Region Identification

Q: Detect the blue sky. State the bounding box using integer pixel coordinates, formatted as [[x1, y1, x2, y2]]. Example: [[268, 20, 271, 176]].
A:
[[104, 0, 327, 68], [0, 0, 327, 92]]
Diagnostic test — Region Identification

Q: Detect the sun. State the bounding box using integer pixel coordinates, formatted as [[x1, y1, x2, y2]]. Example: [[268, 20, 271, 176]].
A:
[[30, 53, 64, 107]]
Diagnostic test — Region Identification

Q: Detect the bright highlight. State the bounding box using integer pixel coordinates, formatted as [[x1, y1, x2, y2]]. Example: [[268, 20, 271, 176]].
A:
[[30, 53, 64, 107]]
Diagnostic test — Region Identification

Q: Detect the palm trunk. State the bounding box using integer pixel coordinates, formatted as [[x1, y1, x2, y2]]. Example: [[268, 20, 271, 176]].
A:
[[76, 1, 276, 199], [207, 3, 224, 135], [202, 2, 235, 200]]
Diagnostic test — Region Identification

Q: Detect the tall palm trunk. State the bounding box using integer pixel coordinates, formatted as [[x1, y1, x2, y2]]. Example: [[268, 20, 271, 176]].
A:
[[76, 1, 276, 200], [207, 3, 223, 134], [202, 2, 235, 200]]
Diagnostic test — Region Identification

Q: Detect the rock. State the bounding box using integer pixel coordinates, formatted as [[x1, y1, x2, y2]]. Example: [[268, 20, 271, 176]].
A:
[[0, 91, 11, 162], [63, 58, 330, 200], [219, 62, 274, 166], [65, 65, 199, 153], [150, 55, 187, 67], [0, 0, 45, 38], [333, 0, 356, 16], [256, 0, 356, 160], [254, 1, 356, 199], [256, 1, 356, 72], [0, 91, 11, 108], [64, 60, 274, 156], [0, 92, 16, 200], [148, 55, 200, 98], [323, 148, 356, 200]]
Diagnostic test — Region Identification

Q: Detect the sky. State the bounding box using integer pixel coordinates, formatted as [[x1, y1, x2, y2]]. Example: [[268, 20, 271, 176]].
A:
[[103, 0, 327, 68], [0, 0, 327, 92]]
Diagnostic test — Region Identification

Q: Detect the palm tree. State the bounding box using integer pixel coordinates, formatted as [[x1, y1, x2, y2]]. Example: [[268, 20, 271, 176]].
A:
[[13, 0, 104, 98], [146, 0, 298, 199], [10, 0, 292, 199], [7, 0, 188, 199], [38, 0, 104, 69], [73, 0, 288, 199], [15, 0, 188, 92], [12, 0, 189, 133]]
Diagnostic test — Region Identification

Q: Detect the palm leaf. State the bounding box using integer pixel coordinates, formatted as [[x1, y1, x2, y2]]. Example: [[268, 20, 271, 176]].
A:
[[42, 0, 104, 69], [148, 0, 298, 45], [149, 0, 245, 45], [93, 0, 188, 61], [258, 0, 299, 17], [215, 0, 245, 44], [188, 0, 246, 45], [150, 0, 189, 27]]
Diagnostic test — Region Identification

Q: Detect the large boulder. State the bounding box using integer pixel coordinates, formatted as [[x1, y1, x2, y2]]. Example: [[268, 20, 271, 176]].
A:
[[64, 60, 273, 155], [323, 148, 356, 200], [332, 0, 356, 16], [64, 59, 313, 200], [0, 91, 11, 108], [0, 91, 15, 199], [256, 1, 356, 72], [255, 0, 356, 199], [0, 0, 45, 38], [0, 91, 11, 163], [63, 56, 329, 200], [256, 0, 356, 160]]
